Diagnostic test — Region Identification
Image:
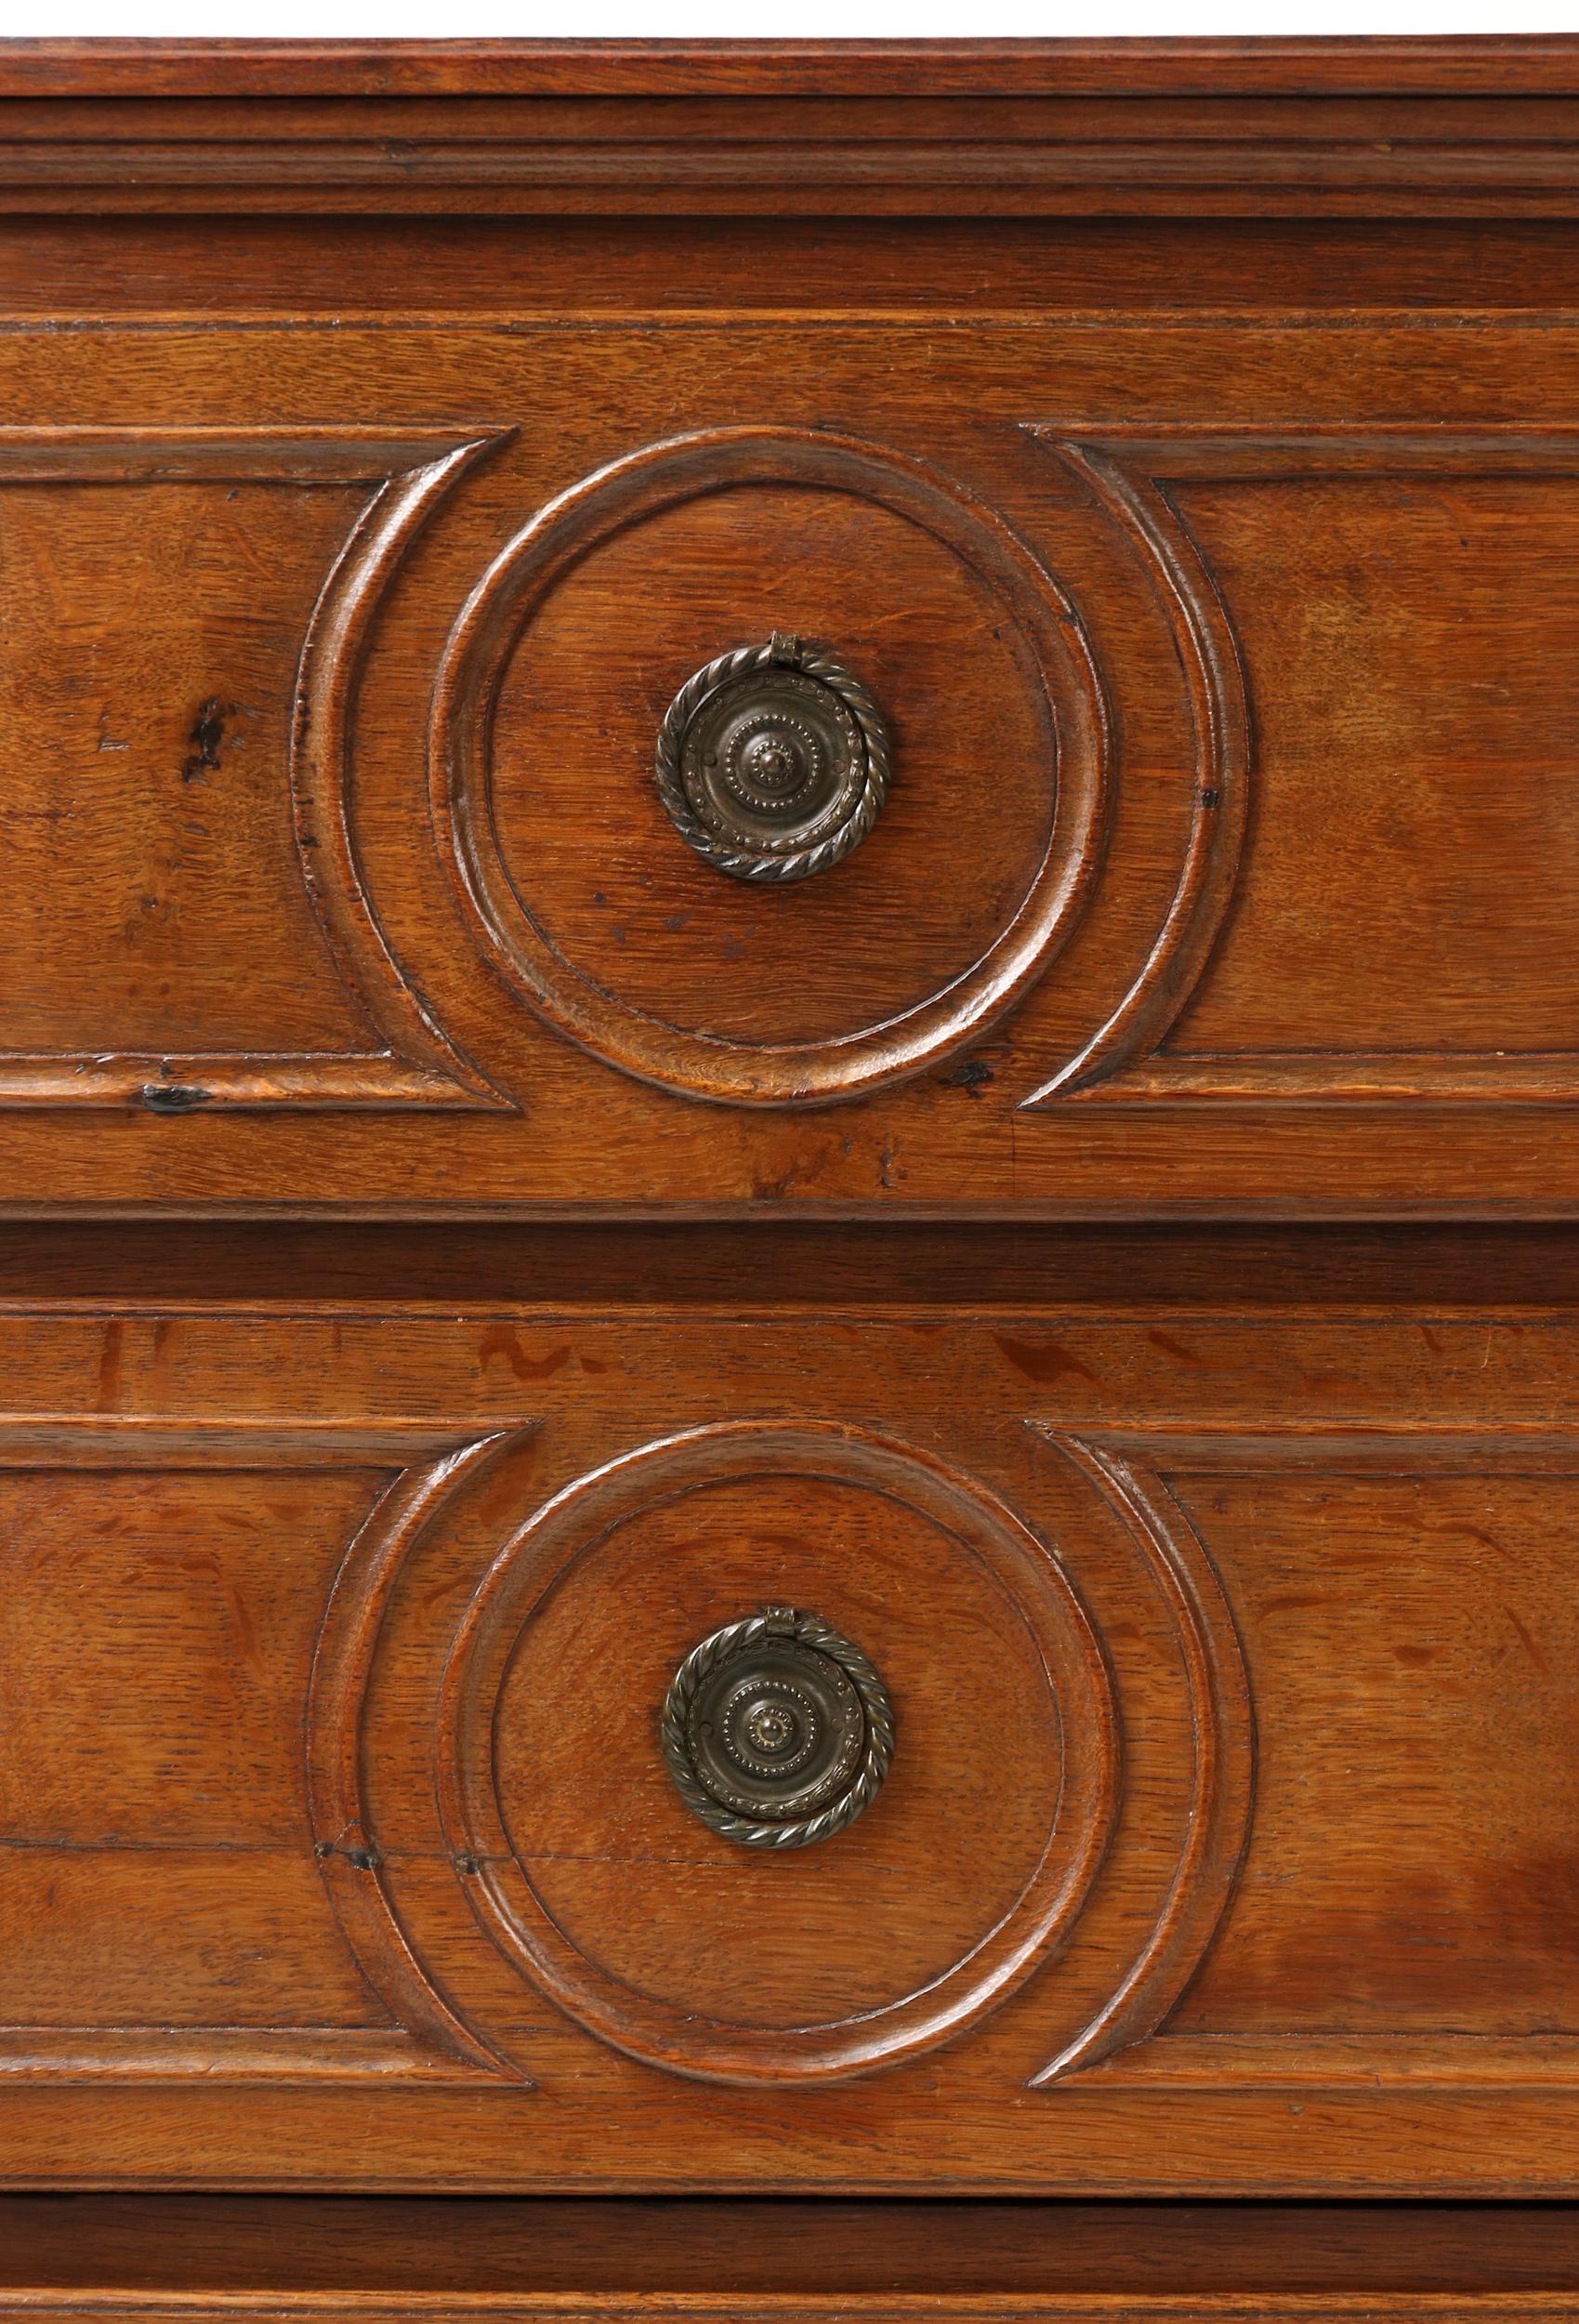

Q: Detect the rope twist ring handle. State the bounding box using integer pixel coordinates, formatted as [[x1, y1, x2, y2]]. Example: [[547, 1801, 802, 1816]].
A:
[[661, 1605, 896, 1849], [655, 636, 890, 885]]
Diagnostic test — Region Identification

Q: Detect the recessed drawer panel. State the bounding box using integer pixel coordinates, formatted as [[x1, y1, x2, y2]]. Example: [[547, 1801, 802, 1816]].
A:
[[7, 320, 1579, 1213], [5, 1271, 1579, 2191]]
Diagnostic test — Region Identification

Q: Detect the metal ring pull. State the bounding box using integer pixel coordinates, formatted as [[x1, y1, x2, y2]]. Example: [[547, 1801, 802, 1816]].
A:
[[662, 1604, 896, 1849], [655, 634, 890, 883]]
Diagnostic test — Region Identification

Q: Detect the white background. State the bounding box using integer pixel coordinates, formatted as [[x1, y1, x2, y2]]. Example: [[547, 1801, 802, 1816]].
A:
[[21, 0, 1579, 43]]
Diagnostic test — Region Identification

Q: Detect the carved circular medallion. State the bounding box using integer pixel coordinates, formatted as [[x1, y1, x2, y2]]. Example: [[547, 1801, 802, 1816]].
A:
[[430, 425, 1110, 1106], [423, 1422, 1117, 2084], [664, 1604, 893, 1844], [657, 635, 889, 883], [304, 1406, 1253, 2095]]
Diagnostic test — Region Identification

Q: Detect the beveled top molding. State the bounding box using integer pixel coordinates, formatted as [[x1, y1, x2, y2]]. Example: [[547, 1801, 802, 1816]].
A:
[[8, 39, 1579, 217]]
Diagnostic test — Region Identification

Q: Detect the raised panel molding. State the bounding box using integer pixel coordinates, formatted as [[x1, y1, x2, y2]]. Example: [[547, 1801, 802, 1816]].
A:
[[1030, 1429, 1255, 2087], [307, 1421, 538, 2086], [0, 1413, 525, 2086], [309, 1410, 1266, 2093], [1027, 425, 1579, 1110], [0, 1397, 1260, 2098], [331, 1419, 1123, 2087], [0, 1308, 1575, 2174], [431, 424, 1112, 1107], [1045, 1419, 1579, 2096], [1021, 440, 1249, 1111], [445, 1423, 1119, 2085], [0, 428, 510, 1114]]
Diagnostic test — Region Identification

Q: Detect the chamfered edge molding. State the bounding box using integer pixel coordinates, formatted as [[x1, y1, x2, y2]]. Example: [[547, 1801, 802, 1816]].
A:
[[8, 42, 1579, 214]]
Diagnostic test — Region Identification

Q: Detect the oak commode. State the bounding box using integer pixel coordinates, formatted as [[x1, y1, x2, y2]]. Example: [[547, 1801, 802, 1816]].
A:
[[2, 32, 1578, 2320]]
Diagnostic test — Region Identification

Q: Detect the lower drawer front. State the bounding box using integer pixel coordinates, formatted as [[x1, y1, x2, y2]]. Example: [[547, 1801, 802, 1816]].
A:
[[5, 1287, 1578, 2191]]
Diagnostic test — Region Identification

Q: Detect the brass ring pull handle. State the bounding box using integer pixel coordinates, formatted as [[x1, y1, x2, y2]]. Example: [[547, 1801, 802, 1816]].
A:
[[662, 1604, 896, 1849], [654, 633, 890, 883]]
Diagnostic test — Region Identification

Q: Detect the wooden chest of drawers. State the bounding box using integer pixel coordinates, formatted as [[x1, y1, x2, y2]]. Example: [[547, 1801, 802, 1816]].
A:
[[9, 29, 1579, 2307]]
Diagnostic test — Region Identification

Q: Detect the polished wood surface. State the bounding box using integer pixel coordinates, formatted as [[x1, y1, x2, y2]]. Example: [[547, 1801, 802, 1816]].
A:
[[6, 2197, 1579, 2311], [0, 46, 1576, 1207], [9, 314, 1579, 1204], [11, 39, 1579, 217], [11, 220, 1579, 315], [7, 35, 1579, 2258], [18, 38, 1579, 94], [0, 1227, 1572, 2190]]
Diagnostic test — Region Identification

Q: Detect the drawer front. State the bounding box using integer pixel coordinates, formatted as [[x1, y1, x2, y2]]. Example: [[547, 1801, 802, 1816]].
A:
[[6, 1280, 1579, 2191], [7, 314, 1579, 1213]]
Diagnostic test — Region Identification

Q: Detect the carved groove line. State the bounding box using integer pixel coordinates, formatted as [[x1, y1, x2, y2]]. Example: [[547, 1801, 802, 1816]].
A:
[[0, 1412, 520, 2086], [1032, 1416, 1579, 2095], [433, 1420, 1121, 2086], [0, 429, 512, 1112], [432, 423, 1112, 1108], [1027, 425, 1579, 1107], [290, 431, 514, 1109], [1021, 439, 1250, 1109], [306, 1427, 533, 2084], [1032, 1429, 1256, 2088]]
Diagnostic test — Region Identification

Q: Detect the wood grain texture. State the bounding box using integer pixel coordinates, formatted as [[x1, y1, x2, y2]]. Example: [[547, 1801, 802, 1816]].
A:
[[11, 219, 1579, 316], [7, 317, 1579, 1205], [11, 39, 1579, 2251], [1028, 427, 1579, 1108], [0, 1274, 1573, 2188], [8, 2195, 1579, 2317], [0, 426, 506, 1113], [6, 2195, 1579, 2318], [12, 45, 1579, 217], [429, 1420, 1117, 2084], [16, 40, 1579, 96], [432, 423, 1107, 1106]]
